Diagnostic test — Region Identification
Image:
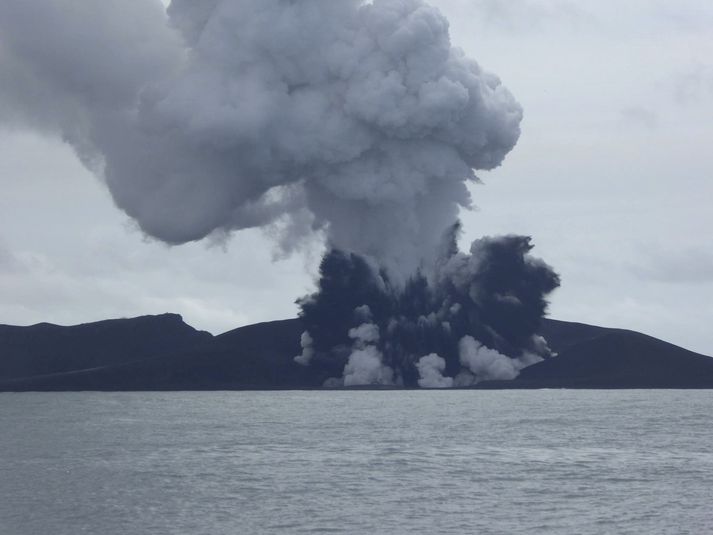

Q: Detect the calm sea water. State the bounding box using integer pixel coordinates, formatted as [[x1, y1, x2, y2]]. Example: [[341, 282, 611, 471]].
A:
[[1, 391, 712, 534]]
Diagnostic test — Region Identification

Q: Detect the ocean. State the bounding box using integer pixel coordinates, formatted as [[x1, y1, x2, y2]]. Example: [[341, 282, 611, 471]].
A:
[[1, 391, 711, 534]]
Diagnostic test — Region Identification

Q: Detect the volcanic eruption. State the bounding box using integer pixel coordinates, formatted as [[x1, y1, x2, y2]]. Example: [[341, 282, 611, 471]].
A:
[[0, 0, 559, 387]]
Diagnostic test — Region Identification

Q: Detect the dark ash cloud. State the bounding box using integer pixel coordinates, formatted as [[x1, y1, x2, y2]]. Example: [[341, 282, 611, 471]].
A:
[[296, 226, 559, 387]]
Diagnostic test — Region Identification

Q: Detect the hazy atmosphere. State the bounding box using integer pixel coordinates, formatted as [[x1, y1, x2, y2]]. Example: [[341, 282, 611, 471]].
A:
[[1, 0, 711, 354]]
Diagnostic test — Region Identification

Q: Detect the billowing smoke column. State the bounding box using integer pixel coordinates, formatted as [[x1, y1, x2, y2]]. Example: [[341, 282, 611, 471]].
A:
[[0, 0, 559, 386]]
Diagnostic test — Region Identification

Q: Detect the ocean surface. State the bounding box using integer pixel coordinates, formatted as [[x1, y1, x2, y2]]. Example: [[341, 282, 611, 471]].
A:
[[1, 391, 712, 534]]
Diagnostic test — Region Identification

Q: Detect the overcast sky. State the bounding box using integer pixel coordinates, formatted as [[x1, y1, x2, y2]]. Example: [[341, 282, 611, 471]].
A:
[[1, 0, 712, 354]]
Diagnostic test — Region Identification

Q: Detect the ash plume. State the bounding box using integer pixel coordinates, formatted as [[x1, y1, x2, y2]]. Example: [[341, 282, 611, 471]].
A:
[[0, 0, 559, 387], [297, 226, 559, 387], [0, 0, 521, 275]]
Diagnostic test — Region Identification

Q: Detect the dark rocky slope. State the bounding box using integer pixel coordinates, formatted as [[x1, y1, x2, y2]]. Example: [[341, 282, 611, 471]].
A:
[[0, 315, 711, 390], [0, 314, 211, 382], [513, 328, 713, 388]]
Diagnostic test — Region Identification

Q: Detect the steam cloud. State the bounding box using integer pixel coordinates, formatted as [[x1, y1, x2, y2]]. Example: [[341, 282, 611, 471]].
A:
[[0, 0, 559, 387]]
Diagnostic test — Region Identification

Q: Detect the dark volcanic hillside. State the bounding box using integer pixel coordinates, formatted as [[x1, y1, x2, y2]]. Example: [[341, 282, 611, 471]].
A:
[[538, 319, 611, 354], [0, 315, 711, 390], [513, 328, 713, 388], [0, 314, 211, 382], [0, 319, 315, 391]]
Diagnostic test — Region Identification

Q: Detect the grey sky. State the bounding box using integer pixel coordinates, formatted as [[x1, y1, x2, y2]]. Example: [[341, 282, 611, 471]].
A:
[[1, 0, 712, 354]]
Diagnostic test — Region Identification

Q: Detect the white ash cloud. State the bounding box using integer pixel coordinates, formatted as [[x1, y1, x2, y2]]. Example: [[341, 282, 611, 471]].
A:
[[416, 353, 454, 388], [343, 345, 395, 387], [0, 0, 521, 279], [459, 335, 519, 381], [294, 331, 315, 366], [458, 335, 544, 384], [342, 322, 394, 386]]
